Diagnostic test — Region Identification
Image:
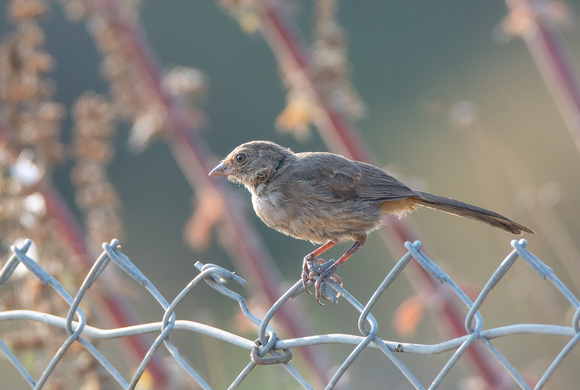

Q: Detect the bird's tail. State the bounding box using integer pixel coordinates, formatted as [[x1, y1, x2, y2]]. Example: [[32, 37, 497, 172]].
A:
[[413, 191, 534, 235]]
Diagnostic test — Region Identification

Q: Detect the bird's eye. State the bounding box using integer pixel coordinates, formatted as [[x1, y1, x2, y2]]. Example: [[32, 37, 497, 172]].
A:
[[235, 153, 246, 163]]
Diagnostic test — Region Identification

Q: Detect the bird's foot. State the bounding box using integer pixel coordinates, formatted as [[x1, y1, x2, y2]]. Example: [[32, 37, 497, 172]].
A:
[[302, 258, 342, 304]]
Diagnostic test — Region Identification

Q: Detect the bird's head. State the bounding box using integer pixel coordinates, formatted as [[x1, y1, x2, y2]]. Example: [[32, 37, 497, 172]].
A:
[[209, 141, 294, 189]]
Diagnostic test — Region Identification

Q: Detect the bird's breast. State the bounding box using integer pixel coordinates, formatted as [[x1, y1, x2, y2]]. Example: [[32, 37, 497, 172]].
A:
[[251, 189, 294, 233], [251, 185, 385, 244]]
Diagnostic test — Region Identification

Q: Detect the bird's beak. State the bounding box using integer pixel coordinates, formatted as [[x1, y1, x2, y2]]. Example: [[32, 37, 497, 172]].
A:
[[209, 161, 233, 176]]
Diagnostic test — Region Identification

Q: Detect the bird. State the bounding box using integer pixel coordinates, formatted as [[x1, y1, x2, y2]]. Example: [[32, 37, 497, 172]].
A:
[[209, 140, 534, 304]]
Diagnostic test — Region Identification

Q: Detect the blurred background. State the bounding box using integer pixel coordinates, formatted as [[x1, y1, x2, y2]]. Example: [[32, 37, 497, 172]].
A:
[[1, 0, 580, 388]]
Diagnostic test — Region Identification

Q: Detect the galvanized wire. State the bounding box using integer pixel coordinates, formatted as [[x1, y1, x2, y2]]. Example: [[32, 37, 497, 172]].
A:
[[0, 238, 578, 389]]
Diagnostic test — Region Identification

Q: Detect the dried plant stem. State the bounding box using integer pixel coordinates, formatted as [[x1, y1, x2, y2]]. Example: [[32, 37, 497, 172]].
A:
[[0, 118, 170, 387], [505, 0, 580, 153]]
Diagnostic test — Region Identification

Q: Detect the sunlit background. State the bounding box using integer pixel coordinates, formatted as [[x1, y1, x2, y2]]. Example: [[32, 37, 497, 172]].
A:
[[1, 1, 580, 388]]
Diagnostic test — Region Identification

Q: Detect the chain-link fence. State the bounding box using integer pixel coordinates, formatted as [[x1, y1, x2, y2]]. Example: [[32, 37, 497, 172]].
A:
[[0, 238, 578, 389]]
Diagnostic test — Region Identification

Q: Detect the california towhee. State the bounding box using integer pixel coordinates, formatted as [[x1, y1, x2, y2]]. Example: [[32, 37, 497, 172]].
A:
[[209, 141, 534, 304]]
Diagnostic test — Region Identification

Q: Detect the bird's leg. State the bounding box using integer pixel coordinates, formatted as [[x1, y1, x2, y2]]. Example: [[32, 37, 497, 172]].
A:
[[315, 240, 364, 305], [302, 240, 336, 293]]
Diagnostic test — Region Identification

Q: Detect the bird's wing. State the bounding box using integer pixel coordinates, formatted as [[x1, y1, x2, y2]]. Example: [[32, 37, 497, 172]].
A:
[[352, 161, 418, 201], [294, 153, 416, 202]]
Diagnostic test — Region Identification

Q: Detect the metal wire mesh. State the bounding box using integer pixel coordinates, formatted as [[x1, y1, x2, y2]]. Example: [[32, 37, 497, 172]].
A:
[[0, 238, 578, 389]]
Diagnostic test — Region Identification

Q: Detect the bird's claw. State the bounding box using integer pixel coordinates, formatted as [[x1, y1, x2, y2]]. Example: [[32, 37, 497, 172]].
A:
[[301, 259, 342, 304], [313, 271, 342, 304], [302, 257, 324, 294]]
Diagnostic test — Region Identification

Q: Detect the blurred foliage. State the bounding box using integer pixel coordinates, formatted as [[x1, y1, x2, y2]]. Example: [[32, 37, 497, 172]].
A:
[[1, 0, 579, 388]]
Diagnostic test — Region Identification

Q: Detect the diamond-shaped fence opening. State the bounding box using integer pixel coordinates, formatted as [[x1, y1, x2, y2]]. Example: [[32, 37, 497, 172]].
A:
[[0, 238, 578, 389]]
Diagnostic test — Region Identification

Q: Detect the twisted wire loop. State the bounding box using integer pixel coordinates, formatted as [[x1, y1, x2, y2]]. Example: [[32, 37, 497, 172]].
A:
[[251, 336, 293, 365], [0, 238, 578, 389]]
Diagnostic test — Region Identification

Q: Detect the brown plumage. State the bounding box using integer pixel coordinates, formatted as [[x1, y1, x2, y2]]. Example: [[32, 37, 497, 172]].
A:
[[209, 141, 534, 304]]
